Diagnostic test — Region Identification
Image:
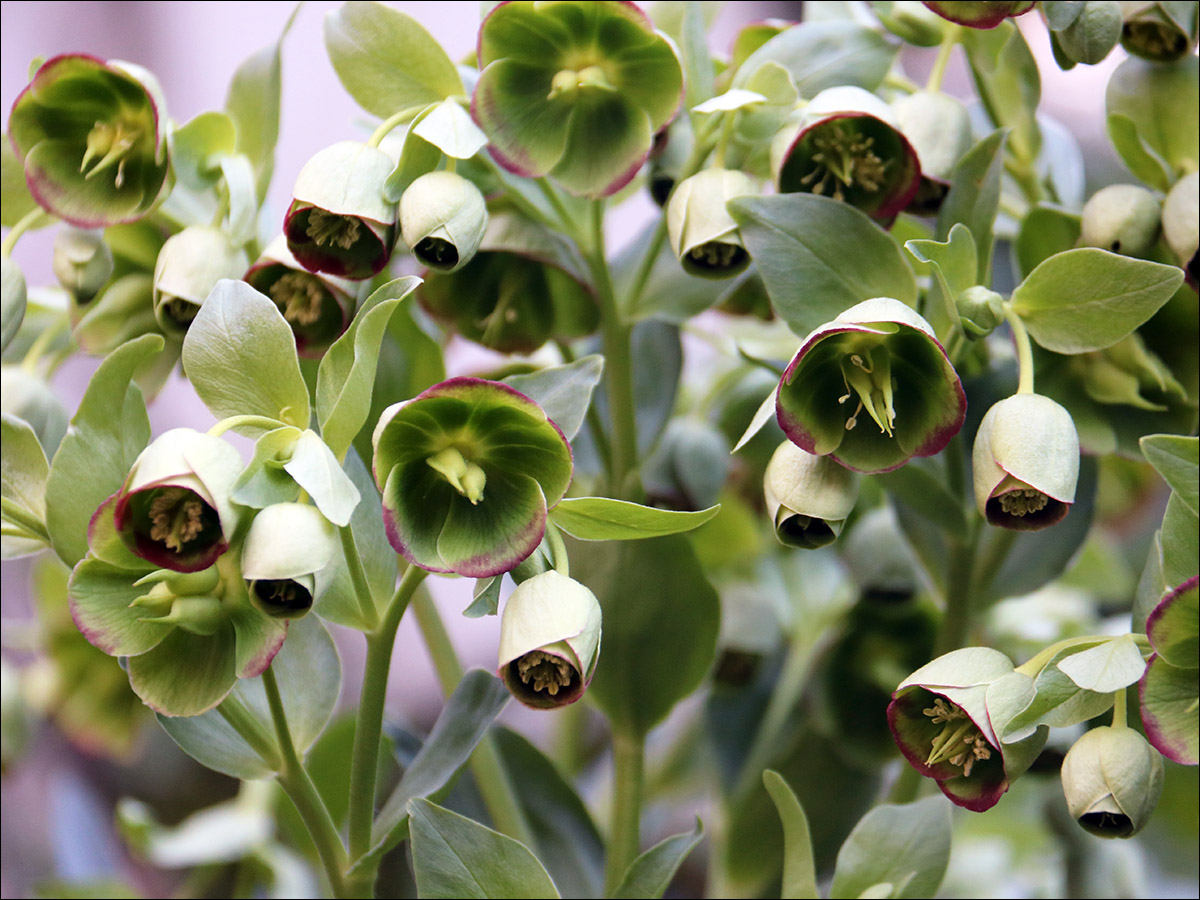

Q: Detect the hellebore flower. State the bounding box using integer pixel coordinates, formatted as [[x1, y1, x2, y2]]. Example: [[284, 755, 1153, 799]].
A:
[[472, 0, 683, 197], [888, 647, 1046, 811], [8, 54, 170, 227], [1139, 576, 1199, 765], [399, 171, 489, 273], [53, 228, 114, 302], [1120, 1, 1198, 62], [773, 86, 921, 223], [102, 428, 243, 573], [244, 235, 355, 354], [920, 1, 1035, 28], [763, 439, 859, 549], [972, 393, 1080, 531], [667, 168, 757, 279], [152, 226, 249, 334], [776, 297, 966, 474], [891, 90, 972, 216], [497, 570, 601, 709], [1061, 726, 1164, 838], [1162, 171, 1198, 290], [372, 377, 573, 577], [283, 141, 396, 280], [241, 503, 338, 620], [1079, 184, 1161, 257]]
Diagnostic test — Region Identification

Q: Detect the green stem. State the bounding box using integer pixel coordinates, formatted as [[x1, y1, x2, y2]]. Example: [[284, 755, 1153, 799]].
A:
[[606, 730, 646, 895], [544, 520, 570, 576], [969, 526, 1016, 600], [412, 590, 535, 848], [347, 565, 428, 869], [217, 694, 282, 770], [926, 24, 961, 93], [935, 521, 981, 655], [339, 524, 382, 631], [1, 207, 49, 257], [886, 763, 925, 804], [367, 104, 430, 148], [1112, 686, 1129, 728], [1015, 634, 1151, 678], [206, 414, 287, 437], [1004, 305, 1036, 394], [557, 338, 614, 472], [536, 177, 579, 237]]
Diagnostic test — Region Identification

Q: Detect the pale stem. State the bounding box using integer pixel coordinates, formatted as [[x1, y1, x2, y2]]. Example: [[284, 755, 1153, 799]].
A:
[[1004, 305, 1036, 395]]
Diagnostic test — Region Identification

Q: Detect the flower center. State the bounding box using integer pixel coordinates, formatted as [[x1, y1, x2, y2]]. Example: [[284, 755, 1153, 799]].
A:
[[838, 346, 896, 435], [923, 697, 993, 777], [148, 487, 208, 552], [415, 237, 459, 270], [306, 209, 362, 250], [160, 296, 199, 329], [687, 241, 748, 272], [80, 118, 143, 188], [998, 488, 1049, 517], [517, 650, 575, 696], [269, 271, 326, 326], [253, 578, 313, 617], [548, 65, 613, 99], [799, 124, 889, 202], [426, 446, 486, 504]]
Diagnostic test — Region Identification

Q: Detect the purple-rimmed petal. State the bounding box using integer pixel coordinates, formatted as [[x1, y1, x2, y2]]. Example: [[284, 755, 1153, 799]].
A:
[[1139, 653, 1199, 764], [68, 556, 172, 657], [126, 623, 238, 717], [435, 470, 548, 578], [228, 603, 289, 679]]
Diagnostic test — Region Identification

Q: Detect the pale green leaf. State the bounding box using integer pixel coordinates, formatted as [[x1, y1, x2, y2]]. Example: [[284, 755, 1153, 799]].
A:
[[411, 99, 488, 160], [1055, 634, 1148, 693], [1, 413, 50, 557], [763, 771, 818, 900], [282, 430, 360, 527], [551, 497, 719, 541], [830, 796, 951, 900], [502, 355, 604, 442], [1141, 434, 1199, 518], [611, 820, 704, 900]]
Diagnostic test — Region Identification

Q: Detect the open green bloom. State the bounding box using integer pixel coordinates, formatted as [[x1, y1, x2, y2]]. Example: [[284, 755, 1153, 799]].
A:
[[763, 440, 859, 549], [472, 0, 683, 197], [284, 141, 395, 280], [776, 297, 966, 473], [372, 377, 573, 577], [153, 226, 249, 334], [1140, 576, 1199, 764], [241, 503, 338, 620], [1062, 726, 1164, 838], [920, 1, 1035, 28], [972, 393, 1080, 531], [667, 168, 757, 280], [400, 171, 489, 273], [8, 54, 169, 227], [498, 570, 601, 709]]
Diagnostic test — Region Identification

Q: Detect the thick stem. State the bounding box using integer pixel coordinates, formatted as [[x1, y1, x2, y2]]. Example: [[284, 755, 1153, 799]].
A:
[[605, 730, 646, 894], [206, 414, 288, 437], [935, 521, 981, 655], [544, 520, 570, 576], [1111, 685, 1129, 728], [886, 762, 925, 804], [217, 693, 281, 770], [339, 524, 382, 631]]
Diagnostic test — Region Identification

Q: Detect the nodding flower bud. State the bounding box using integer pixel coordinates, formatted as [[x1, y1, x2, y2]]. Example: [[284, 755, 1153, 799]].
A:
[[1079, 184, 1161, 257], [892, 90, 972, 216], [497, 570, 601, 709], [763, 440, 859, 549], [153, 226, 249, 334], [956, 285, 1005, 339], [52, 228, 114, 302], [1162, 171, 1198, 290], [920, 1, 1035, 28], [1, 257, 26, 352], [972, 393, 1079, 531], [667, 168, 757, 280], [1061, 726, 1164, 838], [400, 171, 489, 273], [1120, 0, 1198, 62], [241, 503, 338, 620], [129, 566, 224, 636]]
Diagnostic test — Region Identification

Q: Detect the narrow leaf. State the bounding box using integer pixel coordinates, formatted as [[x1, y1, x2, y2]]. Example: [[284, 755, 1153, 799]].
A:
[[936, 130, 1006, 285], [551, 497, 720, 541], [763, 771, 818, 900], [611, 820, 704, 900]]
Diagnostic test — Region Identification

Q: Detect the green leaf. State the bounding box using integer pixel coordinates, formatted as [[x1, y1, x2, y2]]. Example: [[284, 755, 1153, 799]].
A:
[[502, 355, 604, 442], [936, 130, 1007, 286], [611, 820, 704, 900], [1001, 641, 1114, 737], [1141, 434, 1199, 518], [231, 426, 303, 510], [219, 154, 258, 247], [44, 334, 162, 567], [411, 99, 488, 160], [730, 193, 917, 337], [408, 798, 559, 899], [465, 575, 503, 618], [961, 21, 1041, 164], [1, 413, 50, 558], [358, 669, 510, 872], [762, 771, 818, 900], [282, 430, 360, 527], [1161, 493, 1199, 589], [1107, 113, 1173, 192], [1011, 249, 1184, 354], [681, 1, 716, 116], [171, 111, 237, 190], [906, 223, 977, 329], [182, 280, 310, 432], [732, 20, 897, 96], [572, 534, 719, 736], [829, 796, 951, 900], [324, 1, 463, 119], [316, 276, 420, 461], [1056, 634, 1148, 693], [1014, 204, 1080, 278], [551, 497, 719, 541], [1106, 55, 1198, 184]]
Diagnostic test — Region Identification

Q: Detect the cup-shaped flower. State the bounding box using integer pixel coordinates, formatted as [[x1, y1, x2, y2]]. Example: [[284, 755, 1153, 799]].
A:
[[152, 226, 249, 334], [1121, 1, 1198, 62], [497, 570, 601, 709], [105, 428, 243, 572], [920, 1, 1035, 28], [972, 393, 1079, 531], [1079, 184, 1161, 257], [244, 235, 355, 355], [283, 141, 396, 280], [1061, 726, 1164, 838], [241, 503, 338, 620], [773, 87, 920, 223], [53, 228, 114, 302], [372, 378, 573, 577], [400, 171, 489, 273], [7, 54, 169, 227], [1162, 171, 1198, 290], [1, 257, 26, 352], [763, 440, 859, 549], [888, 647, 1046, 811], [472, 0, 683, 197], [667, 168, 757, 280], [776, 297, 966, 474]]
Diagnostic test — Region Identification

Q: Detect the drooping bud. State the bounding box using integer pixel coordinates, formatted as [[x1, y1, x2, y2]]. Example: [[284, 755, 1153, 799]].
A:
[[763, 440, 859, 549], [956, 285, 1005, 339], [1061, 726, 1164, 838], [152, 226, 249, 334], [1161, 171, 1198, 290], [667, 168, 757, 280], [130, 567, 224, 636], [1120, 0, 1198, 62], [892, 91, 973, 216], [400, 171, 488, 273], [52, 228, 114, 301], [241, 503, 338, 620], [1079, 184, 1161, 257]]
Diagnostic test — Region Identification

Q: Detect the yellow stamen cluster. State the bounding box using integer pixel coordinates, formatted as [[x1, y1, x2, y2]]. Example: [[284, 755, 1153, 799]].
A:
[[998, 488, 1049, 517], [80, 119, 142, 188], [306, 209, 361, 250], [517, 650, 575, 696], [148, 487, 205, 552], [269, 271, 326, 326], [923, 697, 993, 777], [800, 124, 889, 202]]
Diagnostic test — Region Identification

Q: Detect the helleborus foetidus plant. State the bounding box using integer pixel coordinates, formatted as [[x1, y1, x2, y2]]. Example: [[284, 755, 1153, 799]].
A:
[[762, 439, 859, 549], [372, 377, 572, 577], [921, 0, 1036, 28], [1162, 170, 1198, 288], [52, 227, 113, 301], [152, 225, 249, 335], [776, 297, 966, 474], [7, 54, 170, 226], [1061, 725, 1165, 838], [1078, 184, 1161, 257], [891, 90, 973, 216], [399, 170, 489, 273]]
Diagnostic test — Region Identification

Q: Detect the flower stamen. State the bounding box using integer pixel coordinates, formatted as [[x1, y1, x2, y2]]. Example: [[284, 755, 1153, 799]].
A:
[[839, 346, 896, 435], [517, 650, 575, 696], [80, 119, 142, 188], [998, 488, 1049, 517], [306, 209, 362, 250], [148, 487, 206, 552], [801, 125, 890, 202], [268, 271, 326, 326], [923, 696, 992, 775]]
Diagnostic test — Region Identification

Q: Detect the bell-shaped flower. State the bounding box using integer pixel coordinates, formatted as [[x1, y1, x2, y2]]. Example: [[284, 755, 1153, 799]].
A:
[[472, 0, 683, 197], [103, 428, 243, 572], [53, 228, 114, 302], [241, 503, 338, 620], [892, 91, 972, 216], [283, 141, 396, 280], [372, 378, 573, 577], [399, 171, 489, 273], [497, 570, 601, 709], [152, 226, 249, 334], [776, 297, 966, 474], [7, 55, 170, 227], [1061, 726, 1164, 838], [763, 440, 859, 549], [772, 86, 920, 224], [1, 257, 26, 352], [888, 647, 1047, 811], [920, 1, 1035, 28], [1079, 184, 1161, 258], [972, 393, 1080, 531], [244, 235, 355, 355], [1120, 1, 1198, 62], [1162, 171, 1198, 290], [667, 168, 757, 280]]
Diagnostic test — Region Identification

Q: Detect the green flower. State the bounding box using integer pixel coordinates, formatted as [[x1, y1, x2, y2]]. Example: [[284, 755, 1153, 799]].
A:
[[153, 226, 249, 334], [1162, 171, 1198, 290], [762, 439, 859, 549], [53, 227, 114, 301], [1061, 726, 1164, 838], [667, 168, 757, 279], [241, 503, 338, 620], [400, 171, 489, 273], [472, 0, 683, 197], [372, 377, 573, 577], [1139, 576, 1199, 765], [8, 54, 169, 227]]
